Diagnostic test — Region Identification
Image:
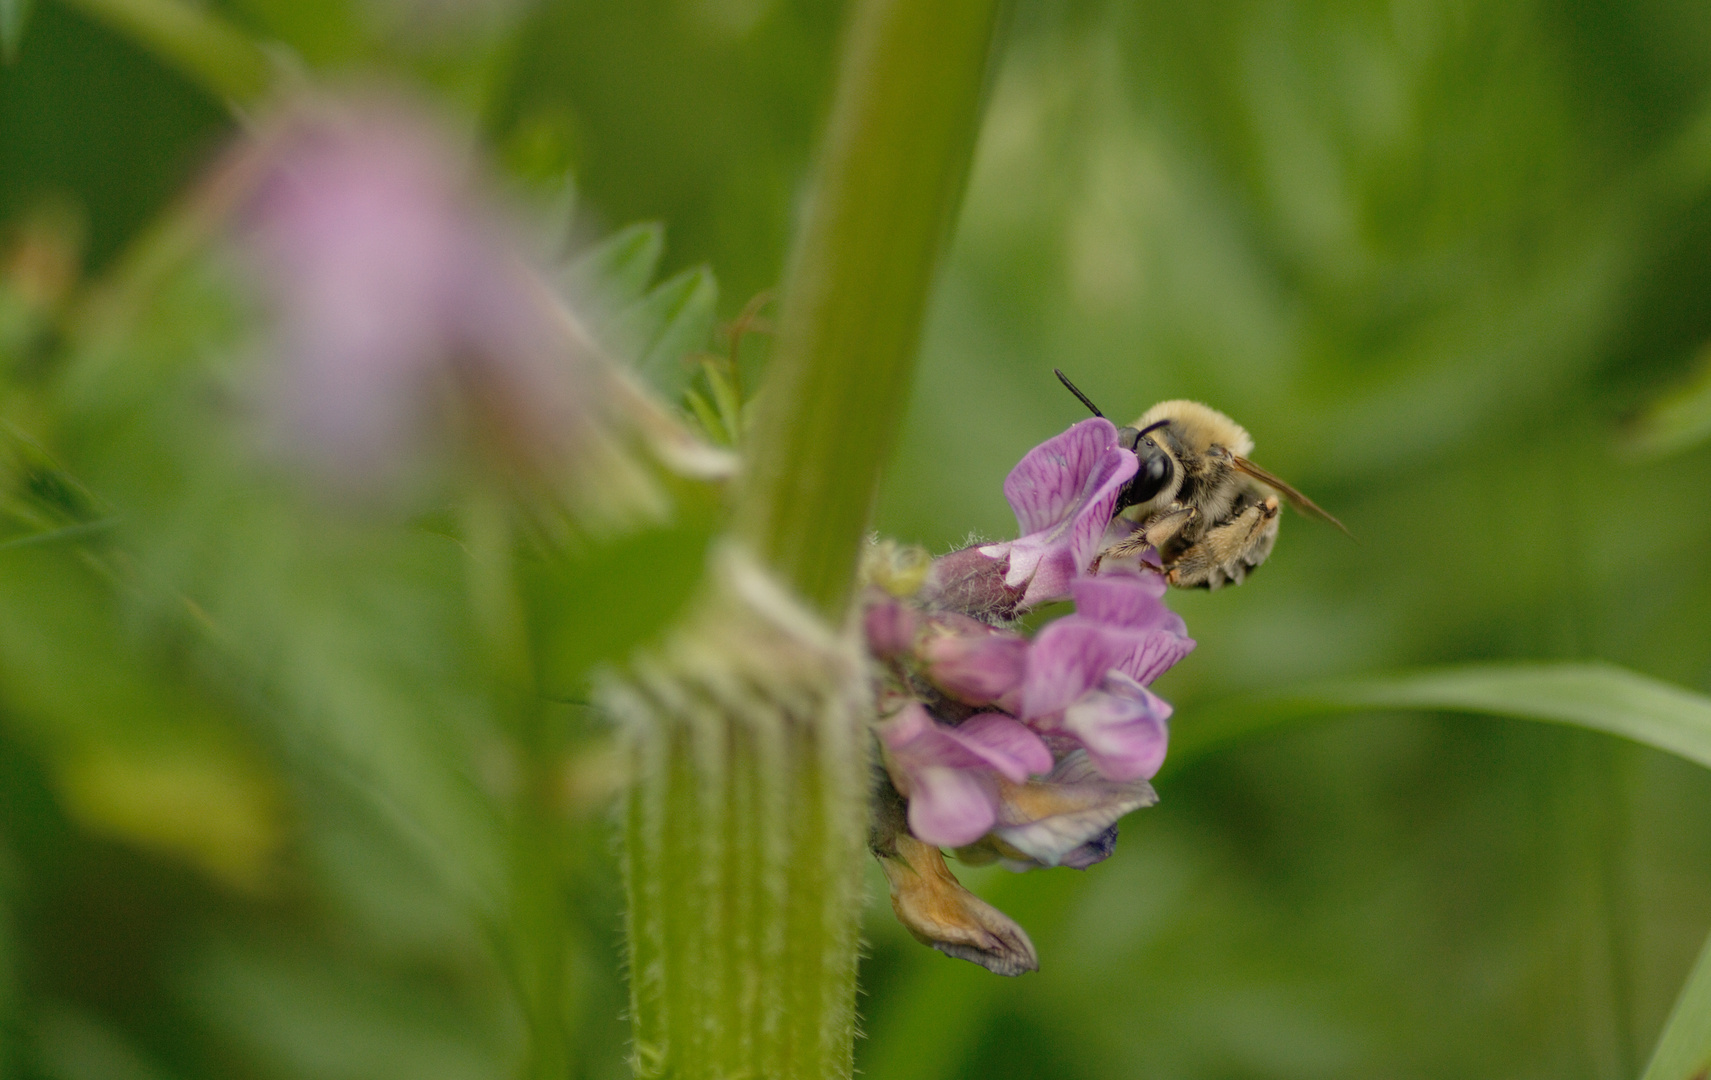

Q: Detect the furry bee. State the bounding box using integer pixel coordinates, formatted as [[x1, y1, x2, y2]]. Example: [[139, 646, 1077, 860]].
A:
[[1056, 370, 1348, 590]]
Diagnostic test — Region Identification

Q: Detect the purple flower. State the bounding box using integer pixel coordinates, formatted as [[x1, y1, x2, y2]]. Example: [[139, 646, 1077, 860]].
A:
[[1019, 570, 1193, 781], [863, 423, 1202, 973], [920, 544, 1027, 623], [977, 418, 1138, 609], [989, 751, 1157, 868], [228, 97, 595, 491], [878, 704, 1053, 847], [917, 612, 1029, 710], [863, 592, 922, 660]]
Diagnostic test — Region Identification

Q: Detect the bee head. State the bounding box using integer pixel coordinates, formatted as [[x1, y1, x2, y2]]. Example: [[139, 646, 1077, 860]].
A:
[[1116, 419, 1176, 511]]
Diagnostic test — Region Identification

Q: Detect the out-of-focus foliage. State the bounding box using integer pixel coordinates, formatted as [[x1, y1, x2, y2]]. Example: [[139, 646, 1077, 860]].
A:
[[4, 0, 1711, 1079]]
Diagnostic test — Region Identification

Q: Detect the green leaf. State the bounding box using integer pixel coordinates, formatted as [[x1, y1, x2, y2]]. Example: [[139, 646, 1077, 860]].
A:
[[1171, 662, 1711, 775], [630, 266, 717, 398], [56, 0, 271, 103], [1628, 343, 1711, 459], [1641, 928, 1711, 1080], [701, 359, 742, 444], [1, 0, 30, 63], [563, 221, 664, 309], [34, 1005, 180, 1080], [682, 387, 726, 447], [523, 484, 723, 701], [0, 546, 281, 890]]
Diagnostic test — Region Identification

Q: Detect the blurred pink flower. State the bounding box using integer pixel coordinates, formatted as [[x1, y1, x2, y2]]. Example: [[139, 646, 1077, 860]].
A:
[[224, 97, 669, 502]]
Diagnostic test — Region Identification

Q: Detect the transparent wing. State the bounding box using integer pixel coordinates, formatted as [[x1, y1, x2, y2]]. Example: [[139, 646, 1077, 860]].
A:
[[1230, 456, 1352, 536]]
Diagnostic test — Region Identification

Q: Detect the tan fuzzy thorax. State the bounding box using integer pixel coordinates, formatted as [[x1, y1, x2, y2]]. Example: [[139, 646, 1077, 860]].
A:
[[1133, 399, 1254, 456]]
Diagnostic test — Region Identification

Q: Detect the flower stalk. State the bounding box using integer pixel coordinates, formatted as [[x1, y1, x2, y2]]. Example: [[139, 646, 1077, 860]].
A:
[[736, 0, 1006, 616], [615, 0, 1004, 1076], [610, 548, 870, 1079]]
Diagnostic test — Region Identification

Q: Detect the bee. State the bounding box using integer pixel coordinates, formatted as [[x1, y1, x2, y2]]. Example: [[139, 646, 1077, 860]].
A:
[[1055, 370, 1348, 590]]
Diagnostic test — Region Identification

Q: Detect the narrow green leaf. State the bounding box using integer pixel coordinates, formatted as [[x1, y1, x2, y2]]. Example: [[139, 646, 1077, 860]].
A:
[[1628, 343, 1711, 459], [522, 486, 723, 701], [0, 518, 120, 553], [1641, 929, 1711, 1080], [563, 222, 665, 309], [682, 387, 727, 447], [1, 0, 31, 63], [58, 0, 272, 104], [699, 358, 742, 444], [631, 266, 717, 397], [1171, 662, 1711, 775]]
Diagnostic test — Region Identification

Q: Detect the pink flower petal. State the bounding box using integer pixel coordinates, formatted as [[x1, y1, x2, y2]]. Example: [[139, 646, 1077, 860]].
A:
[[949, 713, 1055, 780], [1059, 672, 1172, 781], [864, 593, 921, 659], [1018, 619, 1134, 720], [879, 706, 1054, 846], [991, 752, 1157, 868], [1003, 418, 1132, 536], [1069, 571, 1183, 634], [905, 766, 1001, 849], [990, 419, 1137, 608], [920, 615, 1029, 708]]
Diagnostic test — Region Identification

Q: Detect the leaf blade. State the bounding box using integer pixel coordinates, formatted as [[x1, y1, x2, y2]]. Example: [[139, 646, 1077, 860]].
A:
[[1170, 662, 1711, 774], [1, 0, 30, 63], [631, 266, 717, 397], [1641, 928, 1711, 1080]]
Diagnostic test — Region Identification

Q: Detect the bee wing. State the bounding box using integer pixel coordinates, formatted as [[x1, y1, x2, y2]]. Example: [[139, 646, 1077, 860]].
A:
[[1230, 456, 1352, 537]]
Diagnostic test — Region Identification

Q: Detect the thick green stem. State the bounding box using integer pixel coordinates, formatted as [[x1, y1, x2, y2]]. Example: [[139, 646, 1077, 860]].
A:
[[615, 550, 870, 1079], [618, 3, 1003, 1076], [736, 0, 1005, 615]]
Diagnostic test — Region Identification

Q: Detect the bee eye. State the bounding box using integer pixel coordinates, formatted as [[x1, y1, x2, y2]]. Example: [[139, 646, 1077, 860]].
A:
[[1127, 443, 1174, 503]]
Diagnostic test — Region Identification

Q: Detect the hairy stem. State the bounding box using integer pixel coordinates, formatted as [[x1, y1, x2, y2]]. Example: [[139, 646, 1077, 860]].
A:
[[615, 550, 870, 1079], [619, 2, 1003, 1076]]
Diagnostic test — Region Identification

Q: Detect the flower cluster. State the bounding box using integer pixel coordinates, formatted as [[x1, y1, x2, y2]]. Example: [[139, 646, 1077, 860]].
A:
[[866, 418, 1194, 974]]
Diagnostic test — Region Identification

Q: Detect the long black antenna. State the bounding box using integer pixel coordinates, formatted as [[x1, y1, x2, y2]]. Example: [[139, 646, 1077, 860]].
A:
[[1053, 368, 1105, 418]]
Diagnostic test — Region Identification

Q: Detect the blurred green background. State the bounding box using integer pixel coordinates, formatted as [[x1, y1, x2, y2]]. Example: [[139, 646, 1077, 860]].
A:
[[5, 0, 1711, 1078]]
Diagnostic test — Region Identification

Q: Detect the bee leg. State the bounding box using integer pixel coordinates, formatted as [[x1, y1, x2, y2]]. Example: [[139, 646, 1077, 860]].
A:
[[1143, 505, 1199, 549], [1102, 505, 1199, 567], [1166, 500, 1278, 590]]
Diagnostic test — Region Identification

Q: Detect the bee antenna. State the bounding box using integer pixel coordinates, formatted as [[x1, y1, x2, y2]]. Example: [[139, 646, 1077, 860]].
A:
[[1136, 419, 1171, 438], [1053, 369, 1105, 419]]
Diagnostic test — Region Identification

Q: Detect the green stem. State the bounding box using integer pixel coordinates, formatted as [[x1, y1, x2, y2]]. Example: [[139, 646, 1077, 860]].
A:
[[621, 3, 1003, 1076], [735, 0, 1005, 615], [56, 0, 272, 106], [466, 499, 572, 1080], [617, 554, 870, 1079]]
